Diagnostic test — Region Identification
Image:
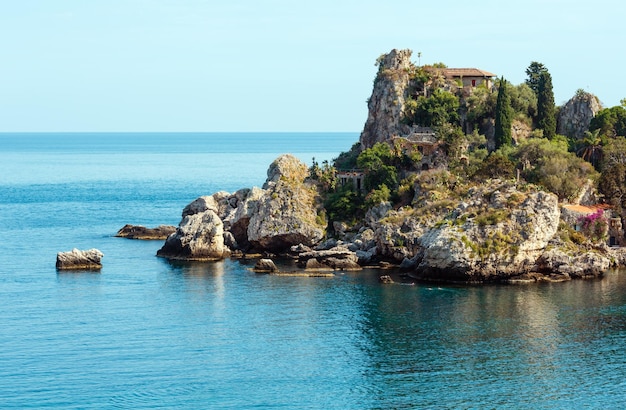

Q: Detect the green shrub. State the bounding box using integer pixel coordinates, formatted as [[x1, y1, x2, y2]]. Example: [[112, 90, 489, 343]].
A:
[[365, 184, 391, 208], [476, 210, 509, 226]]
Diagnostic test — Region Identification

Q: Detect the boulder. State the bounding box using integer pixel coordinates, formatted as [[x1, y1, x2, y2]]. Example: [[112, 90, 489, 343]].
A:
[[157, 155, 326, 260], [56, 248, 103, 271], [115, 224, 176, 240], [297, 246, 361, 271], [253, 258, 279, 273], [247, 155, 325, 252], [157, 210, 230, 261]]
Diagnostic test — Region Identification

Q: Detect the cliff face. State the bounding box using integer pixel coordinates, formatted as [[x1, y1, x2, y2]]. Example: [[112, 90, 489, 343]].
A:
[[359, 49, 414, 149], [415, 185, 560, 281], [557, 91, 602, 139], [362, 179, 562, 281]]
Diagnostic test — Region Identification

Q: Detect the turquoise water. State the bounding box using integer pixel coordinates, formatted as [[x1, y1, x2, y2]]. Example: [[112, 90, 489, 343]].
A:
[[1, 133, 626, 408]]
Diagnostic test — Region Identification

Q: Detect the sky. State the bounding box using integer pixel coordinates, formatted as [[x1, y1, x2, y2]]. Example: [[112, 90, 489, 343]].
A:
[[0, 0, 624, 132]]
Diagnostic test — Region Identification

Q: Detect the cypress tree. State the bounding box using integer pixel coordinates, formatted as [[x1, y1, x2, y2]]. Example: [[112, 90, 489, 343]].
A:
[[494, 77, 512, 149], [537, 71, 556, 139], [525, 61, 548, 95]]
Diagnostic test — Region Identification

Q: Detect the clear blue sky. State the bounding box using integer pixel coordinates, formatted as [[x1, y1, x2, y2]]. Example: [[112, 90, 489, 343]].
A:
[[1, 0, 624, 132]]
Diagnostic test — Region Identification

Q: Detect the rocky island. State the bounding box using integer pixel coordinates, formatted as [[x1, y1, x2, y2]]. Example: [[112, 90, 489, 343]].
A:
[[157, 49, 626, 283]]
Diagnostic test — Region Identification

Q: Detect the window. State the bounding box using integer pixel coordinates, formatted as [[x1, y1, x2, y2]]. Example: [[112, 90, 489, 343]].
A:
[[471, 79, 476, 87]]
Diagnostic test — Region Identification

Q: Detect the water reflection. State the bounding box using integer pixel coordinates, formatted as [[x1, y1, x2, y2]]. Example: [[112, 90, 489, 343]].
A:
[[152, 258, 626, 408], [354, 273, 626, 408]]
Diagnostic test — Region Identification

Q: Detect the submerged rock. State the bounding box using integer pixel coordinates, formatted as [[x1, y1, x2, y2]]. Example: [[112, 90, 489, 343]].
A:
[[115, 224, 176, 240], [379, 275, 394, 284], [56, 248, 103, 271]]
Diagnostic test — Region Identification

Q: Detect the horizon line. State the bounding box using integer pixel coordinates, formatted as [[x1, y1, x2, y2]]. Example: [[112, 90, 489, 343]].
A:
[[0, 130, 361, 134]]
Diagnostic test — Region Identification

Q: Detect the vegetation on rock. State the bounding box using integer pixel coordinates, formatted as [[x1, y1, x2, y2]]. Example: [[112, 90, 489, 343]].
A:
[[312, 48, 626, 280]]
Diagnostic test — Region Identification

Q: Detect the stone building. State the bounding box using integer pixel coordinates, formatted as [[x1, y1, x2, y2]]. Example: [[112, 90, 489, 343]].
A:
[[561, 204, 624, 246], [443, 68, 496, 89]]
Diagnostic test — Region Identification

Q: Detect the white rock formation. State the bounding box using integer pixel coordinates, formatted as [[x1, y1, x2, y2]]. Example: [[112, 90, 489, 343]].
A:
[[56, 248, 103, 270]]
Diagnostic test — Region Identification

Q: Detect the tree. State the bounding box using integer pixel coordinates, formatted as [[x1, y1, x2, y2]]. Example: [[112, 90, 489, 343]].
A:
[[508, 83, 538, 120], [494, 77, 513, 149], [536, 71, 556, 139], [356, 143, 398, 192], [602, 137, 626, 169], [599, 162, 626, 217], [511, 138, 597, 201], [465, 84, 497, 130], [525, 61, 548, 95], [412, 89, 460, 127], [576, 129, 603, 170], [589, 106, 626, 138], [473, 152, 515, 180]]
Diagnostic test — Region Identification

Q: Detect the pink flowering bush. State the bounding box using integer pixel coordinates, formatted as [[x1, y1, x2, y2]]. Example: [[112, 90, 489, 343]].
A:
[[577, 209, 608, 243]]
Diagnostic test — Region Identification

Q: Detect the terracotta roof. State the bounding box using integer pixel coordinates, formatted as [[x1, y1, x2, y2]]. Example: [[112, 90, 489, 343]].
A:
[[562, 204, 611, 214], [443, 68, 496, 78]]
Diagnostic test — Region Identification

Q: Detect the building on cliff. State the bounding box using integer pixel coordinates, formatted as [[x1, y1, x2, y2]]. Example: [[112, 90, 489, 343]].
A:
[[337, 170, 365, 192], [441, 68, 496, 89], [561, 204, 624, 246], [359, 48, 498, 149]]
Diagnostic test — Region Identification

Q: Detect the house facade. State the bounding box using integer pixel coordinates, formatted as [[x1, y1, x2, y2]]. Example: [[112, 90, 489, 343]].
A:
[[443, 68, 496, 89], [561, 204, 624, 246]]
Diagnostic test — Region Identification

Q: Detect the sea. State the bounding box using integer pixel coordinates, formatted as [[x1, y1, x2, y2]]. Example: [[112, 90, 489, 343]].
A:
[[1, 132, 626, 409]]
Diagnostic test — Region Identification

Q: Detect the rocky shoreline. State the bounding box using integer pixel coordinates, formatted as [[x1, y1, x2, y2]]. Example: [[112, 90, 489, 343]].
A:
[[151, 153, 620, 284]]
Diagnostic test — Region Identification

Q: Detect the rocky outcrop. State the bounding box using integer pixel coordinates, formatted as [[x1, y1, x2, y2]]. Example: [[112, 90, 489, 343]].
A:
[[115, 224, 176, 240], [536, 247, 610, 279], [359, 49, 414, 149], [157, 210, 230, 261], [157, 154, 326, 261], [56, 248, 103, 271], [511, 119, 532, 144], [413, 185, 560, 282], [354, 179, 569, 282], [247, 155, 325, 251], [557, 91, 602, 139]]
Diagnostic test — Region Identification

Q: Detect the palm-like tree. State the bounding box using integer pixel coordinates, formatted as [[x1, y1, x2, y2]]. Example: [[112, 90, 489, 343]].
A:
[[577, 129, 603, 169]]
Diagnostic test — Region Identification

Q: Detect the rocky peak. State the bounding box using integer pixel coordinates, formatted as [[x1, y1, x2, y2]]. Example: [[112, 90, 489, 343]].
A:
[[263, 154, 308, 188], [359, 49, 414, 149], [557, 90, 602, 139]]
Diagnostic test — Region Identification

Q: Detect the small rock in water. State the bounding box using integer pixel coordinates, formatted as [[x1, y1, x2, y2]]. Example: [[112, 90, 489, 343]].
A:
[[379, 275, 394, 284], [56, 248, 103, 271], [253, 258, 279, 273], [115, 224, 176, 240]]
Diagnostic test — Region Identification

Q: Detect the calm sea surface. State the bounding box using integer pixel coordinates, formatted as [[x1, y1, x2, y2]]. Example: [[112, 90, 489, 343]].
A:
[[1, 132, 626, 409]]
